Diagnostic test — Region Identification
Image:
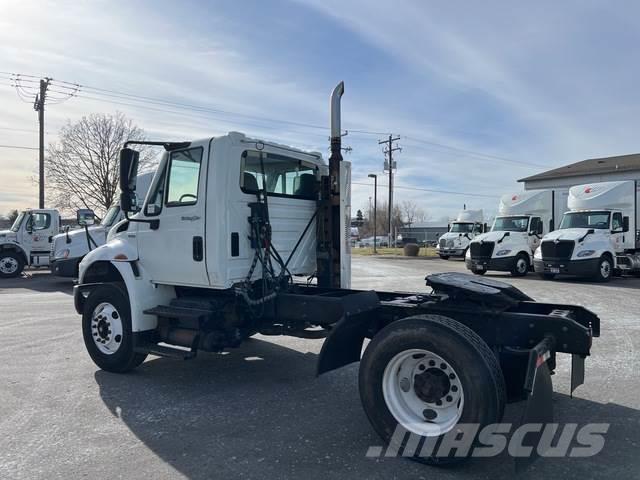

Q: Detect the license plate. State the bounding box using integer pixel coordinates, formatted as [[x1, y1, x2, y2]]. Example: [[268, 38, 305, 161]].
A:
[[550, 267, 560, 274]]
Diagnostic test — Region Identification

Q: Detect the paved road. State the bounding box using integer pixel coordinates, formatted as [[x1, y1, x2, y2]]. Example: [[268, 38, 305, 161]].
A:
[[0, 258, 638, 479]]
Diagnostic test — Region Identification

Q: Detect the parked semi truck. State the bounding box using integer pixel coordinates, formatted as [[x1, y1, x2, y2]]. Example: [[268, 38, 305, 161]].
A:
[[74, 83, 599, 465], [50, 173, 153, 278], [0, 209, 64, 278], [534, 180, 640, 281], [466, 190, 566, 276], [436, 209, 484, 259]]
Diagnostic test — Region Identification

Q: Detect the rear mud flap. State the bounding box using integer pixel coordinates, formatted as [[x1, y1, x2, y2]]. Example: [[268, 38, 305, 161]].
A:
[[515, 337, 554, 472]]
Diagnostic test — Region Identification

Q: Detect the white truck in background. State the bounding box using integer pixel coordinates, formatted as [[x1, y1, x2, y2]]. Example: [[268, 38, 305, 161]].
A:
[[466, 190, 566, 276], [0, 209, 63, 278], [534, 180, 640, 281], [436, 209, 485, 259], [50, 172, 153, 278]]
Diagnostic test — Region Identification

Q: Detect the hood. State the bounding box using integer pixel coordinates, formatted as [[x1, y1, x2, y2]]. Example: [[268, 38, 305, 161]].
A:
[[472, 230, 526, 245], [0, 230, 17, 242], [440, 232, 472, 241], [542, 228, 607, 242]]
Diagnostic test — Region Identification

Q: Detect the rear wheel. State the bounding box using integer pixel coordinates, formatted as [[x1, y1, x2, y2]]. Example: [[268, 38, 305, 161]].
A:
[[82, 284, 147, 372], [594, 255, 612, 282], [358, 315, 505, 464], [0, 251, 24, 278], [511, 253, 529, 277]]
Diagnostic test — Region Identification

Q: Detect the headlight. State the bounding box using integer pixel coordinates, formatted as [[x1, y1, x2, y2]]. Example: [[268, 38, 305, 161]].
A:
[[56, 248, 70, 259], [496, 249, 512, 256], [577, 249, 596, 258], [465, 248, 471, 258], [534, 247, 542, 259]]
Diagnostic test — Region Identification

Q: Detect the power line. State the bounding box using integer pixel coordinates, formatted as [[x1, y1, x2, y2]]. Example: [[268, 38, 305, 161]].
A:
[[352, 181, 499, 199]]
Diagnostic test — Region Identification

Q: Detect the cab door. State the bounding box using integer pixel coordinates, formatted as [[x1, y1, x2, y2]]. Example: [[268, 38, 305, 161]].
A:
[[528, 216, 543, 252], [611, 212, 625, 253], [136, 145, 209, 286]]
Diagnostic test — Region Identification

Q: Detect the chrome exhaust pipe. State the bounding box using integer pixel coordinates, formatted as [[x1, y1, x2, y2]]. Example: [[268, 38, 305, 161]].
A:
[[330, 81, 344, 139]]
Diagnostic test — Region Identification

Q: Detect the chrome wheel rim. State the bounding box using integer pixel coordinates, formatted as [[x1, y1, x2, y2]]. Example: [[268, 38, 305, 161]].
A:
[[91, 302, 124, 355], [382, 349, 464, 437], [600, 259, 611, 278], [0, 256, 18, 274], [516, 258, 528, 274]]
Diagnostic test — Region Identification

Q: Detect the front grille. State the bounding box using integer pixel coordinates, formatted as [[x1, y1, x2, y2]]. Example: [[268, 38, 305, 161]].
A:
[[470, 241, 494, 259], [541, 240, 574, 260], [439, 239, 447, 248]]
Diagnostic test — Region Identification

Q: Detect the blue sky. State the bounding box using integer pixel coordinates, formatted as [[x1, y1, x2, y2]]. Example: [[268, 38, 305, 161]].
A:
[[1, 0, 639, 221]]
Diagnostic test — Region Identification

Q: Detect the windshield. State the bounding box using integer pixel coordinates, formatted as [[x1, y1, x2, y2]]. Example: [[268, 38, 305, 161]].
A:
[[10, 212, 26, 232], [492, 216, 529, 232], [560, 211, 610, 230], [101, 205, 121, 226], [450, 222, 475, 233]]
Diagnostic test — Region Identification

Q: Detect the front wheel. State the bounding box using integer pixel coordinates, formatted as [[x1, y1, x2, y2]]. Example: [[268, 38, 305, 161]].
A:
[[471, 268, 486, 275], [0, 251, 24, 278], [594, 255, 612, 283], [510, 253, 529, 277], [82, 284, 147, 372], [358, 315, 506, 464]]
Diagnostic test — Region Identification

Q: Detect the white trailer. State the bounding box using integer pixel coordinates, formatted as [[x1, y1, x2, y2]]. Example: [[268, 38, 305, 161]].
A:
[[435, 209, 484, 259], [0, 209, 63, 278], [466, 190, 565, 276], [50, 172, 154, 278], [72, 83, 599, 467], [534, 180, 640, 281]]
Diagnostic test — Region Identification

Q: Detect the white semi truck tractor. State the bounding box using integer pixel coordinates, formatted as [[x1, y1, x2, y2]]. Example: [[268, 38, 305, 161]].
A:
[[534, 180, 640, 281], [50, 172, 154, 278], [466, 190, 564, 276], [436, 209, 484, 259], [0, 209, 63, 278], [73, 83, 599, 466]]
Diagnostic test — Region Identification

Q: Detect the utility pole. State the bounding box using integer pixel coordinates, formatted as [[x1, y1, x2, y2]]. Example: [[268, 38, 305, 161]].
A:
[[378, 134, 401, 248], [368, 174, 377, 254], [34, 78, 50, 209]]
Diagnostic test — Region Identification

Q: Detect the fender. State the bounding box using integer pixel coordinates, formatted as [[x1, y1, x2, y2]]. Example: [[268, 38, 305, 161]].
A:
[[0, 241, 29, 263], [79, 239, 175, 332]]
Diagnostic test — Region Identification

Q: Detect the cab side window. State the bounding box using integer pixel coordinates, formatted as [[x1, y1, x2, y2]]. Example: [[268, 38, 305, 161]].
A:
[[530, 217, 542, 233], [145, 168, 167, 216], [612, 212, 623, 231], [27, 213, 51, 231], [166, 148, 203, 207]]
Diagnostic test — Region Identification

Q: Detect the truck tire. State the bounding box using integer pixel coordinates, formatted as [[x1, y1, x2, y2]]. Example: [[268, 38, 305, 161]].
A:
[[439, 255, 450, 260], [471, 268, 486, 275], [82, 284, 147, 373], [510, 253, 529, 277], [358, 315, 506, 465], [0, 251, 24, 278], [539, 273, 556, 280], [593, 255, 612, 283]]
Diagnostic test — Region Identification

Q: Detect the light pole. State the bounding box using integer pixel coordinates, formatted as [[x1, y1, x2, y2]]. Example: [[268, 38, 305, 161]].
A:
[[368, 174, 377, 254]]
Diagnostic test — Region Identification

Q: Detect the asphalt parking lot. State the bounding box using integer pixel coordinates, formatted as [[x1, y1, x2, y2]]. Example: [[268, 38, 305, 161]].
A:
[[1, 257, 638, 480]]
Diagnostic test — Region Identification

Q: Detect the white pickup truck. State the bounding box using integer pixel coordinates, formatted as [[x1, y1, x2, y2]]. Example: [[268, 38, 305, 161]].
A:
[[0, 209, 63, 278], [435, 209, 484, 259], [50, 173, 153, 278], [534, 180, 640, 281], [466, 190, 565, 276]]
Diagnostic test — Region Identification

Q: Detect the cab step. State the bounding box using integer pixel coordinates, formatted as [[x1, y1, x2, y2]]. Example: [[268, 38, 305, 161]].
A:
[[135, 342, 197, 360]]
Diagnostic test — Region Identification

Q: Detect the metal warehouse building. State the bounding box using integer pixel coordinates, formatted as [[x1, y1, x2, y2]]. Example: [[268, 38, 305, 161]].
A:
[[398, 222, 448, 245], [519, 153, 640, 190]]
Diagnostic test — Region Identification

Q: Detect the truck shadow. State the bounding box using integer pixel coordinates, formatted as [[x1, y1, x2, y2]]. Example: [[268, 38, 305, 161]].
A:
[[0, 270, 74, 295], [94, 338, 638, 480], [478, 272, 640, 289]]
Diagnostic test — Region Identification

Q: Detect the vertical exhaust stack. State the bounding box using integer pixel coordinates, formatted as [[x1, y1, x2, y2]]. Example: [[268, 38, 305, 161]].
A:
[[317, 82, 345, 289]]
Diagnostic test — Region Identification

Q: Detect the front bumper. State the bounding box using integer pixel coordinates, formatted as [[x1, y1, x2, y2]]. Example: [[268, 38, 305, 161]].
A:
[[50, 256, 81, 277], [533, 258, 600, 277], [466, 256, 515, 272], [438, 248, 466, 257]]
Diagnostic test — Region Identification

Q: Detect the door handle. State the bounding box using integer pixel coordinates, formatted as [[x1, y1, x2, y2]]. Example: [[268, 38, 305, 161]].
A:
[[193, 236, 203, 261], [181, 216, 201, 221]]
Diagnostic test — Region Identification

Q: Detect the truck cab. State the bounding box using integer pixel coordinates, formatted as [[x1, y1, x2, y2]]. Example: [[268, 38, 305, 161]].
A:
[[436, 209, 484, 259], [0, 209, 61, 278], [50, 172, 154, 278], [466, 190, 557, 277], [534, 181, 638, 281]]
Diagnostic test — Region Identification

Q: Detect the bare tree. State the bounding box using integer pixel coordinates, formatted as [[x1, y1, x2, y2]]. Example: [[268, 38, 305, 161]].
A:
[[401, 200, 418, 228], [5, 209, 19, 223], [45, 112, 156, 216]]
